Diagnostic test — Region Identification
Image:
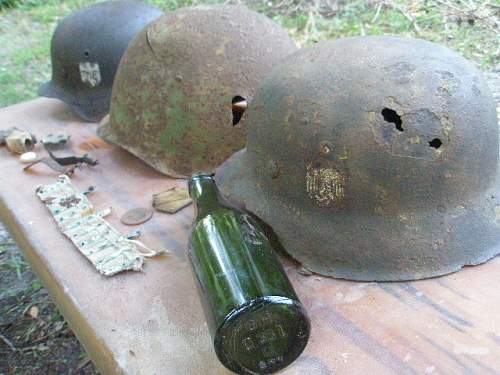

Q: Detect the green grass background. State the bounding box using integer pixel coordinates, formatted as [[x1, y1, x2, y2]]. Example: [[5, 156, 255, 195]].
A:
[[0, 0, 498, 108]]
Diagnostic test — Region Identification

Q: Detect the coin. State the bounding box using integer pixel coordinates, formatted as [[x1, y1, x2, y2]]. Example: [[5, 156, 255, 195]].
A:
[[120, 207, 153, 226]]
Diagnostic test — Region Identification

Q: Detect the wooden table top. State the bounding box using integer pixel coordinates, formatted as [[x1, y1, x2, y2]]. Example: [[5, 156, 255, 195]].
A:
[[1, 98, 499, 375]]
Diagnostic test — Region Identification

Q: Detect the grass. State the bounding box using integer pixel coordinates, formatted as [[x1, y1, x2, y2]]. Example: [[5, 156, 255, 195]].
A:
[[0, 0, 498, 373], [0, 0, 498, 107]]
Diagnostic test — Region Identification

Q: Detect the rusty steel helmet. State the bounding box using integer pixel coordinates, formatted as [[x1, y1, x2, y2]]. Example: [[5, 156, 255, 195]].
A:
[[39, 1, 163, 122], [216, 36, 500, 281], [97, 5, 297, 178]]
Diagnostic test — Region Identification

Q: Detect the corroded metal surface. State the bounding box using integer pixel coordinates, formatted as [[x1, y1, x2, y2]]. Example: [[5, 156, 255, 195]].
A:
[[120, 207, 153, 226], [41, 132, 70, 150], [4, 128, 36, 154], [98, 5, 297, 178], [152, 187, 192, 214], [1, 99, 500, 374], [217, 36, 500, 281], [39, 1, 163, 122]]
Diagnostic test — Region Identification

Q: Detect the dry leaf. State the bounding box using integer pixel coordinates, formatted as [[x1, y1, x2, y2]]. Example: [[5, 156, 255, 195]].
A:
[[28, 306, 39, 318]]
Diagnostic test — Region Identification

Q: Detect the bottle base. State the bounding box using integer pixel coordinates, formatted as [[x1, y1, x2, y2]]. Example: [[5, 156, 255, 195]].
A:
[[214, 296, 310, 375]]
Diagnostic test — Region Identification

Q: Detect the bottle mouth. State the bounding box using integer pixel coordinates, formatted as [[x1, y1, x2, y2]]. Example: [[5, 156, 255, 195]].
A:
[[190, 172, 215, 180], [188, 172, 216, 198]]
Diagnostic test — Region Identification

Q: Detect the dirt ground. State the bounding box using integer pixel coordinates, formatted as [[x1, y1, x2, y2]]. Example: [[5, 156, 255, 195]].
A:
[[0, 222, 99, 374]]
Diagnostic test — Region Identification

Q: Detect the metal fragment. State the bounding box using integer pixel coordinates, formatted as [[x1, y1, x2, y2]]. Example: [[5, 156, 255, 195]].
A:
[[4, 128, 37, 154], [152, 187, 192, 214], [126, 230, 141, 240], [23, 157, 75, 174], [121, 207, 153, 226], [46, 148, 98, 166], [82, 186, 97, 195], [41, 132, 70, 150]]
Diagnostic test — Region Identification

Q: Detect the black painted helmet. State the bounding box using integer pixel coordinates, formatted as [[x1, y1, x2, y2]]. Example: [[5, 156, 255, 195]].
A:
[[39, 0, 163, 122]]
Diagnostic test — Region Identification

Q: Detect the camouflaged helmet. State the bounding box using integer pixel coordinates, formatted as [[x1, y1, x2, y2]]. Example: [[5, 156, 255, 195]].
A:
[[39, 1, 163, 122], [216, 36, 500, 281], [97, 5, 297, 178]]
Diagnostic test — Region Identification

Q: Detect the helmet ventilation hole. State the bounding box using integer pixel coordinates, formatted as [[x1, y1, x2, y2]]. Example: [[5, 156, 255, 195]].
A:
[[232, 96, 247, 126], [381, 108, 403, 131], [429, 138, 442, 149]]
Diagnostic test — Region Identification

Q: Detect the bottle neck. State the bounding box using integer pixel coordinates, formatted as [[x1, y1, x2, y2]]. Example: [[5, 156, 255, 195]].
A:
[[189, 174, 224, 218]]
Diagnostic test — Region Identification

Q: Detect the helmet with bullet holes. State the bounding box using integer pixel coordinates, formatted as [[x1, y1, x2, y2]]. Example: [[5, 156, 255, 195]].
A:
[[217, 36, 500, 281], [39, 1, 163, 122], [97, 5, 297, 178]]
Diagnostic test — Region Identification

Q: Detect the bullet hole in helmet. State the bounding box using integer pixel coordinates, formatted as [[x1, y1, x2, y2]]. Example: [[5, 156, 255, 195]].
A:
[[429, 138, 442, 149], [83, 50, 90, 58], [232, 96, 247, 126], [382, 108, 403, 131]]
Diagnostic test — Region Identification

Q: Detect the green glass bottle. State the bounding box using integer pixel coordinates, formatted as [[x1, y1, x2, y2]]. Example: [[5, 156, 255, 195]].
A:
[[188, 173, 310, 375]]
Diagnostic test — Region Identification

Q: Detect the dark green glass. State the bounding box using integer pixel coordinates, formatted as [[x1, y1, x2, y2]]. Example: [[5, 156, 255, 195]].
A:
[[188, 173, 310, 375]]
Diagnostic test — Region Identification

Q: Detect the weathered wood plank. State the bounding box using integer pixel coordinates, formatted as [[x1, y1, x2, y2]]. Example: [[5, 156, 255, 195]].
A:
[[1, 98, 499, 374]]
